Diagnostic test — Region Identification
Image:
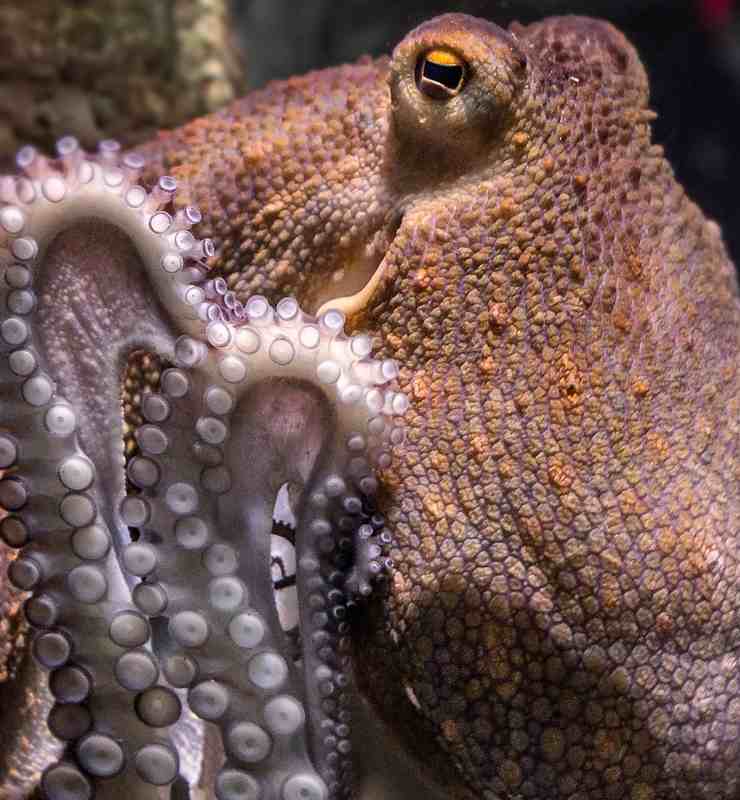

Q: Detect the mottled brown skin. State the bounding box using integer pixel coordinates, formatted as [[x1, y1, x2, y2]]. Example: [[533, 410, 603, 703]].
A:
[[2, 12, 739, 800]]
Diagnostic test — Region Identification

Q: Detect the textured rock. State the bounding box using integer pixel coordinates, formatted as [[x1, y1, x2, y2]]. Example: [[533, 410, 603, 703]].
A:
[[0, 0, 245, 163]]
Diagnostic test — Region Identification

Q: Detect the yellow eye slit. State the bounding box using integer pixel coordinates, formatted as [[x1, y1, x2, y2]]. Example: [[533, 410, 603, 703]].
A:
[[416, 49, 467, 99], [425, 49, 463, 67]]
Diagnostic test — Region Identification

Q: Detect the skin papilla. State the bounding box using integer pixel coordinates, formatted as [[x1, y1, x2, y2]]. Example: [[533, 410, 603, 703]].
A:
[[0, 12, 738, 800]]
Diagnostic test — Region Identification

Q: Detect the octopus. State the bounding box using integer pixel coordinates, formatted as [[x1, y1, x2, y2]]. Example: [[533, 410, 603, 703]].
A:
[[0, 11, 738, 800]]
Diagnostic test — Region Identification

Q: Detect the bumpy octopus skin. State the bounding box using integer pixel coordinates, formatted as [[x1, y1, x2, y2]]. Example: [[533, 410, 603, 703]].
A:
[[0, 12, 739, 800]]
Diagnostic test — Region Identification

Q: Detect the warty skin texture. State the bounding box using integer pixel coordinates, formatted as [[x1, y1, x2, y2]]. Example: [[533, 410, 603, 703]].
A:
[[0, 11, 738, 800]]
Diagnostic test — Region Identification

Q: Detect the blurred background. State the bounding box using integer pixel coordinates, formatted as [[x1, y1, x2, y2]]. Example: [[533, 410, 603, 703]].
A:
[[0, 0, 739, 265]]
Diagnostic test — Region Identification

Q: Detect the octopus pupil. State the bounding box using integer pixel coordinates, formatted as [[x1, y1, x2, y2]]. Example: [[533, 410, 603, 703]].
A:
[[424, 60, 463, 89], [417, 56, 465, 98]]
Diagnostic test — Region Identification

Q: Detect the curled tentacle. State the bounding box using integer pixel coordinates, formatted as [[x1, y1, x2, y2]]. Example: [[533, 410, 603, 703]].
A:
[[0, 138, 216, 799], [0, 140, 405, 800], [119, 298, 403, 799]]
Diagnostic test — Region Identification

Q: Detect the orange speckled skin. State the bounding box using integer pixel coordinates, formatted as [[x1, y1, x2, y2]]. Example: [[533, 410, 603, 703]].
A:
[[137, 12, 740, 799], [4, 12, 738, 800]]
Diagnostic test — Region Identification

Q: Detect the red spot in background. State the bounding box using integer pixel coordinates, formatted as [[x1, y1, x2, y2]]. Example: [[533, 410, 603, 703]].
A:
[[699, 0, 734, 28]]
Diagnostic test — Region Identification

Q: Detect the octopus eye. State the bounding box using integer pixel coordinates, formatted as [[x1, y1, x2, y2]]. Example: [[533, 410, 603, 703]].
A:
[[416, 49, 467, 99]]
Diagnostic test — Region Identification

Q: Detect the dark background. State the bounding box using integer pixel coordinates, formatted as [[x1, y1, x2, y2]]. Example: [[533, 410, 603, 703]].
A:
[[235, 0, 740, 269]]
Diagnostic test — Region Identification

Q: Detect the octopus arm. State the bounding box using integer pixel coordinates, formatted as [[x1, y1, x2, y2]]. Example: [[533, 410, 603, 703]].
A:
[[0, 139, 406, 800]]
